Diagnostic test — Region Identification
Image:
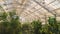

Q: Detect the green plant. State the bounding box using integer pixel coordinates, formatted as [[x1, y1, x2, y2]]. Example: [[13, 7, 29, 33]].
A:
[[21, 23, 32, 34], [31, 20, 42, 34], [0, 10, 21, 34], [48, 17, 59, 34]]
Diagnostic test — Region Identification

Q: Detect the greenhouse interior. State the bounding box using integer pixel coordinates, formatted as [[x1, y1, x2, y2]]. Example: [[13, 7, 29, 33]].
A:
[[0, 0, 60, 34]]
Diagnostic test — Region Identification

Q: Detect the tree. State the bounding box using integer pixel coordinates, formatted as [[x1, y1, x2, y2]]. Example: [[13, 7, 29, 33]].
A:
[[31, 20, 42, 34], [48, 17, 58, 34], [0, 10, 21, 34]]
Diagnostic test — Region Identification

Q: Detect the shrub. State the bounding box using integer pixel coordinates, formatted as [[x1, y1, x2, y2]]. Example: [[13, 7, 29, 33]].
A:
[[0, 11, 21, 34]]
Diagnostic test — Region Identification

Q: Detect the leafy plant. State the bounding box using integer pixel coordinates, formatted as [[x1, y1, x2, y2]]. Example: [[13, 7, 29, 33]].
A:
[[0, 10, 21, 34], [48, 17, 59, 34], [31, 20, 42, 34], [21, 23, 32, 34]]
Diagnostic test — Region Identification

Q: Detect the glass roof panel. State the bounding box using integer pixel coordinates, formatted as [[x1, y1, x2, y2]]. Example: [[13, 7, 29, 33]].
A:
[[0, 0, 60, 22], [45, 0, 55, 5]]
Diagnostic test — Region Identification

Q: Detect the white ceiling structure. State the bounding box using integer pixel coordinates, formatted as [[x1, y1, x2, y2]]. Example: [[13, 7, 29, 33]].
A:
[[0, 0, 60, 22]]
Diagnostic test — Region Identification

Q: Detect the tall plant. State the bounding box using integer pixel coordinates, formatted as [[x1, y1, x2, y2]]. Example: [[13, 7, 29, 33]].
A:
[[0, 10, 21, 34], [31, 20, 42, 34], [48, 17, 58, 34]]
